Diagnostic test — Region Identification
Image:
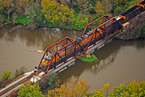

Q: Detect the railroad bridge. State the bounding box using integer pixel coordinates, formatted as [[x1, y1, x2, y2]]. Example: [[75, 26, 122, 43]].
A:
[[37, 0, 145, 74], [0, 0, 145, 96]]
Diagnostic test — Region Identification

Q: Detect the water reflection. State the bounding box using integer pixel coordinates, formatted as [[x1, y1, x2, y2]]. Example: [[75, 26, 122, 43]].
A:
[[0, 26, 145, 92], [0, 26, 82, 75], [0, 26, 82, 50], [59, 39, 145, 84]]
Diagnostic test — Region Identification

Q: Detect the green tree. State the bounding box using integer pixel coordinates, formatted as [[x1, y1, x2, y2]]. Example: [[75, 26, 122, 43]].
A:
[[1, 0, 15, 18], [1, 71, 11, 81], [95, 0, 112, 16], [113, 6, 122, 15], [101, 0, 112, 15], [89, 83, 110, 97], [110, 80, 145, 97], [0, 0, 4, 11], [74, 14, 89, 30], [18, 84, 44, 97], [110, 0, 128, 7], [95, 1, 104, 16], [138, 23, 145, 37], [41, 0, 74, 26], [0, 0, 32, 24], [26, 4, 45, 26], [39, 73, 59, 93]]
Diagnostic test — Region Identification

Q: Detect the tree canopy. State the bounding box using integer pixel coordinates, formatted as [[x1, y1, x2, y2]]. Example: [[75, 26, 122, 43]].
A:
[[0, 0, 141, 29], [89, 83, 110, 97], [110, 80, 145, 97], [1, 71, 11, 81], [41, 0, 74, 26], [48, 78, 89, 97], [18, 84, 44, 97]]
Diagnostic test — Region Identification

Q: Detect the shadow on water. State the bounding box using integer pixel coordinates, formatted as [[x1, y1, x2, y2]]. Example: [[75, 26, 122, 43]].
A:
[[0, 26, 145, 92], [0, 26, 82, 75], [59, 38, 145, 83]]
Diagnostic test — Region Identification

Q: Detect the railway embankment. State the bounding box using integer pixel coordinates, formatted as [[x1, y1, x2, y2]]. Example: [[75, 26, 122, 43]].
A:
[[116, 11, 145, 40]]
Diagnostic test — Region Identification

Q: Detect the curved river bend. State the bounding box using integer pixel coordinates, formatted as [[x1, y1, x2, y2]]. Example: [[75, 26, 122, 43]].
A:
[[0, 26, 145, 92]]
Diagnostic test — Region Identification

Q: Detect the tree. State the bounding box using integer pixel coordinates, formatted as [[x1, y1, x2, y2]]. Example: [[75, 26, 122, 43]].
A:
[[77, 0, 89, 14], [101, 0, 112, 15], [110, 0, 131, 7], [110, 80, 145, 97], [137, 22, 145, 37], [1, 71, 11, 81], [0, 0, 4, 11], [14, 0, 30, 16], [95, 1, 104, 16], [95, 0, 112, 16], [89, 83, 110, 97], [39, 73, 59, 93], [48, 77, 88, 97], [74, 14, 89, 30], [1, 0, 15, 18], [41, 0, 74, 26], [0, 0, 31, 19], [18, 84, 44, 97]]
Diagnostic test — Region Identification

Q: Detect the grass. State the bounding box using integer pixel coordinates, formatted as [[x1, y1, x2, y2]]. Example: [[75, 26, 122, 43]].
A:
[[80, 55, 98, 62], [2, 16, 31, 24]]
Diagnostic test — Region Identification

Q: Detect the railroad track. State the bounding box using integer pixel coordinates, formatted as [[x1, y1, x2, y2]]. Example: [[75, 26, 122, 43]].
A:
[[0, 69, 43, 96]]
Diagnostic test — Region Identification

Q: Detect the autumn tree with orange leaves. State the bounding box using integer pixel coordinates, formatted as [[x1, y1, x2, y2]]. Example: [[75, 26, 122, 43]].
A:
[[48, 77, 89, 97]]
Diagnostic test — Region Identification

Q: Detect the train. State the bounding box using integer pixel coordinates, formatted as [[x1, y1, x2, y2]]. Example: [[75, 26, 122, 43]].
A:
[[40, 0, 145, 69], [41, 28, 103, 69]]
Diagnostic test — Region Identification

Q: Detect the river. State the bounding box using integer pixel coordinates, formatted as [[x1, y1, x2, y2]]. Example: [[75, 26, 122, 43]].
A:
[[0, 26, 145, 93]]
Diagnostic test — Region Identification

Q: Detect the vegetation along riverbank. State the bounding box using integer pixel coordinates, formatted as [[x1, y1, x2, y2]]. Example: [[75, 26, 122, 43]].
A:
[[0, 0, 143, 31], [1, 72, 145, 97]]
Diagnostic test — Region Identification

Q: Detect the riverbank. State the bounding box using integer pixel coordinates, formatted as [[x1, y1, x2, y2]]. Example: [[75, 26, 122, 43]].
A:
[[0, 13, 89, 31], [0, 0, 140, 31], [3, 19, 145, 41]]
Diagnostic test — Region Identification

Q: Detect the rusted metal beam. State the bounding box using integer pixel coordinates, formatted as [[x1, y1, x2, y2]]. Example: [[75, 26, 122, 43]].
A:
[[82, 15, 108, 36]]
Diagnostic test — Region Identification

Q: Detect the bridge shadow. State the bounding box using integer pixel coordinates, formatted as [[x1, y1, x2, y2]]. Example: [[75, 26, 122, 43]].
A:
[[59, 38, 145, 83]]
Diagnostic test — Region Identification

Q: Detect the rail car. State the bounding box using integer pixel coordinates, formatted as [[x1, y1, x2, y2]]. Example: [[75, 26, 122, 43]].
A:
[[39, 0, 145, 70], [99, 0, 145, 37], [119, 0, 145, 21]]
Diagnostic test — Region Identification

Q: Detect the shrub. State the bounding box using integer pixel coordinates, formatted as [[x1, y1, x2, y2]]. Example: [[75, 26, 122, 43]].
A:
[[15, 66, 26, 78], [110, 80, 145, 97], [89, 83, 110, 97], [74, 14, 89, 30], [114, 7, 122, 16], [15, 16, 30, 24], [39, 73, 59, 93], [0, 80, 5, 88], [137, 23, 145, 37], [18, 84, 44, 97], [1, 71, 11, 81]]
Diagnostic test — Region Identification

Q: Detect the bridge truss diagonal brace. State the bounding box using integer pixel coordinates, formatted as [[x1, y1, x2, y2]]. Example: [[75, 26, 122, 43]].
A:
[[37, 37, 75, 70], [44, 40, 76, 73], [85, 16, 119, 51], [82, 15, 114, 36]]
